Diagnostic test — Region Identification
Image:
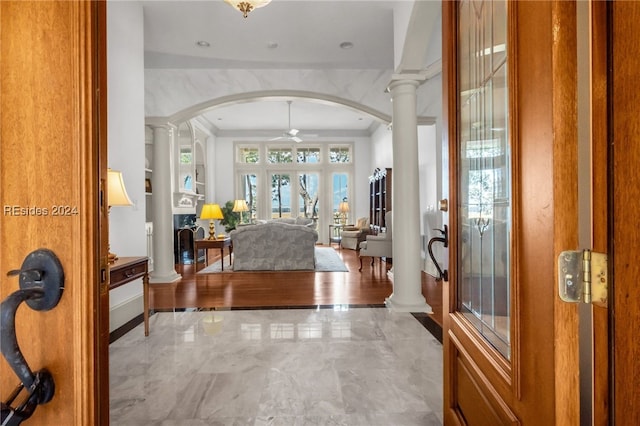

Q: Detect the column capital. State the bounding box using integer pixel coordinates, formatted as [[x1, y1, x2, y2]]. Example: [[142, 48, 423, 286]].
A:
[[387, 77, 421, 94], [145, 117, 177, 130], [387, 60, 442, 93]]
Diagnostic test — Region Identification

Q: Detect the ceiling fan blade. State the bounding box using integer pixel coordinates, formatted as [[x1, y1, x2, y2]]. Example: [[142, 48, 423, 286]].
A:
[[292, 136, 303, 143], [288, 128, 299, 136], [269, 136, 284, 141]]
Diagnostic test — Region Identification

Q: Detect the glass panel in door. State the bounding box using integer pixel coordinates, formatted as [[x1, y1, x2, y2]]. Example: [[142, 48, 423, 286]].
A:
[[332, 173, 349, 224], [457, 0, 511, 359], [270, 173, 292, 218], [240, 173, 258, 222], [299, 172, 319, 226]]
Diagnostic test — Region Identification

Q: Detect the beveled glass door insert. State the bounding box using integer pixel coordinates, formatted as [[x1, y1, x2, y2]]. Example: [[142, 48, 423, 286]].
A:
[[457, 0, 510, 359]]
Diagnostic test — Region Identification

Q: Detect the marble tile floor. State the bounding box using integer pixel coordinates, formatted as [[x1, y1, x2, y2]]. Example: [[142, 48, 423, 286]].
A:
[[110, 307, 443, 425]]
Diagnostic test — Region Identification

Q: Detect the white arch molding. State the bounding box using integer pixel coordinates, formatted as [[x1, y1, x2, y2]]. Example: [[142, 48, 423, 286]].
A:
[[146, 90, 436, 129]]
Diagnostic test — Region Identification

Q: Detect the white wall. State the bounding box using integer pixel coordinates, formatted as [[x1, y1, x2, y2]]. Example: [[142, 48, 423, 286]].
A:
[[107, 1, 146, 332], [370, 124, 394, 169]]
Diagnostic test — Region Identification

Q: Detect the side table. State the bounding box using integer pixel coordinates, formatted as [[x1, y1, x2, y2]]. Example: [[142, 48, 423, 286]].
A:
[[195, 238, 233, 270], [328, 224, 344, 248], [109, 256, 150, 336]]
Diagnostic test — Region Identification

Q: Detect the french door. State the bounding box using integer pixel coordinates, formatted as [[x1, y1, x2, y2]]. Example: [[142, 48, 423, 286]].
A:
[[267, 171, 320, 222]]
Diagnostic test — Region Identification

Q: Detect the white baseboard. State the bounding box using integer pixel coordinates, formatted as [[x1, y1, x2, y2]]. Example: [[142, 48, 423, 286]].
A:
[[110, 294, 143, 333]]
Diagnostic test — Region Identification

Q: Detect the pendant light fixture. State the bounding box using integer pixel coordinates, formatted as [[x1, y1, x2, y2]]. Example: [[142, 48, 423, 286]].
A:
[[224, 0, 272, 18]]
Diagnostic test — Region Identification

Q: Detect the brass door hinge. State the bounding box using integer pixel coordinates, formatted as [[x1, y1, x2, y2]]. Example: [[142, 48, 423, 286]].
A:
[[558, 250, 608, 308]]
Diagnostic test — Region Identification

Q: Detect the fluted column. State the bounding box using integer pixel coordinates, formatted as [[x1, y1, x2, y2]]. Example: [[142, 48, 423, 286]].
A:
[[149, 122, 181, 283], [385, 78, 432, 313]]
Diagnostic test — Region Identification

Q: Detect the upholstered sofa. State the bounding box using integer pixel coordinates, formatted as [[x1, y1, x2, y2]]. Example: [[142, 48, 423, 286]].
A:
[[230, 219, 318, 270]]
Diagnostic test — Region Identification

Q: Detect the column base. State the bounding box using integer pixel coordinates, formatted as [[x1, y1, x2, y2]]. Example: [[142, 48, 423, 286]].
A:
[[385, 294, 433, 313], [149, 271, 181, 284]]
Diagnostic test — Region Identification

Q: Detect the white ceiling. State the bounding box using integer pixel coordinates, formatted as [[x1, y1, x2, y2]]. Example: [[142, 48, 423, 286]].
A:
[[141, 0, 416, 135]]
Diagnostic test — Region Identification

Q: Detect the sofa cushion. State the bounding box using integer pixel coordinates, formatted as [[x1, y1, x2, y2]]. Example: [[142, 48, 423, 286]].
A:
[[356, 217, 369, 229]]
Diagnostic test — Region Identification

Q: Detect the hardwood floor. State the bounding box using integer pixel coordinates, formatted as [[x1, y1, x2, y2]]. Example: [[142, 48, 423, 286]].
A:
[[149, 245, 443, 329]]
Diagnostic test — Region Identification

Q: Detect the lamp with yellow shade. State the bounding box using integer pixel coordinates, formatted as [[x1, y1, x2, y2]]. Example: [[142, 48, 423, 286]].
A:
[[200, 203, 224, 240], [107, 169, 133, 263], [232, 199, 249, 224]]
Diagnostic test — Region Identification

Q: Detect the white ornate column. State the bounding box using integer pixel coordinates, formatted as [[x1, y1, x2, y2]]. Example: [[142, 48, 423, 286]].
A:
[[385, 77, 432, 313], [149, 121, 181, 283]]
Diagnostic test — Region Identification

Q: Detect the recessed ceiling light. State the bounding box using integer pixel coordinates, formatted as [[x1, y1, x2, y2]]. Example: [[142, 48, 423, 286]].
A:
[[267, 41, 279, 49], [196, 40, 210, 47], [339, 41, 354, 49]]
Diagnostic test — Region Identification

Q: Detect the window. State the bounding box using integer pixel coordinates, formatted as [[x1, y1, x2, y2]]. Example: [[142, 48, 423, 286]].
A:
[[298, 172, 319, 218], [267, 147, 293, 163], [180, 149, 192, 164], [329, 146, 351, 163], [270, 173, 291, 218], [235, 143, 353, 229], [239, 173, 258, 220], [332, 173, 349, 222], [297, 147, 320, 163], [237, 146, 259, 163]]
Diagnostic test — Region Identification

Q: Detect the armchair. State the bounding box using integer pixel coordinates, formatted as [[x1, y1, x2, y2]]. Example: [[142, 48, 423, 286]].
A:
[[359, 211, 392, 271], [340, 217, 370, 250]]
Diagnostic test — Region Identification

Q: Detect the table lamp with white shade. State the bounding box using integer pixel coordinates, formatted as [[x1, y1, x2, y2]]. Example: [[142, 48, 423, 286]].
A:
[[338, 198, 350, 225], [107, 168, 133, 263], [232, 199, 249, 224]]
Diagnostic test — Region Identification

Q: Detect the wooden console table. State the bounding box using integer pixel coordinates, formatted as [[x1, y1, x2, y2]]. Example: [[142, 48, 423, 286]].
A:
[[109, 256, 150, 336], [195, 238, 233, 270]]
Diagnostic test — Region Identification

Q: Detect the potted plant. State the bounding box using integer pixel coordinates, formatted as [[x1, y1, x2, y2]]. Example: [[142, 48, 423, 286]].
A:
[[220, 200, 240, 232]]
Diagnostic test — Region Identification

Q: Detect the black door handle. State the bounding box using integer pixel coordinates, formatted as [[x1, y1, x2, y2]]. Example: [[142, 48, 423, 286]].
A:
[[427, 225, 449, 281], [1, 249, 64, 425]]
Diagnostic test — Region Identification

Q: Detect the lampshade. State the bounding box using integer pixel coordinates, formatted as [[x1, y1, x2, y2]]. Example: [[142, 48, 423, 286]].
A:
[[107, 169, 133, 207], [232, 199, 249, 213], [338, 200, 350, 213], [224, 0, 272, 18], [200, 203, 224, 220], [107, 168, 132, 263]]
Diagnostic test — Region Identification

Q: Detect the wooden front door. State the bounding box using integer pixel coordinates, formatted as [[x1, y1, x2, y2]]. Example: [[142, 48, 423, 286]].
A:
[[0, 1, 108, 424], [444, 1, 640, 424], [443, 1, 578, 423]]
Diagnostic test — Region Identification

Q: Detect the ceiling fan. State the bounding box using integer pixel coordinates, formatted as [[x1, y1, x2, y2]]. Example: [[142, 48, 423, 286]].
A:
[[270, 100, 303, 143]]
